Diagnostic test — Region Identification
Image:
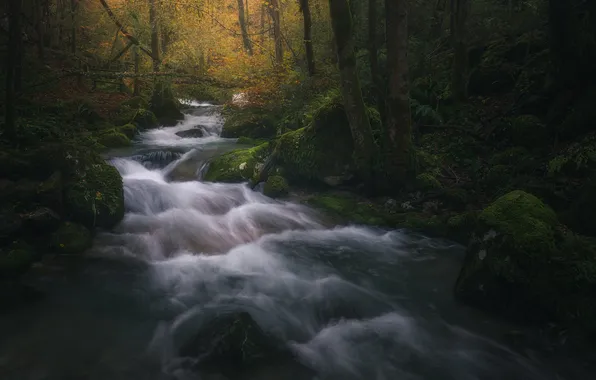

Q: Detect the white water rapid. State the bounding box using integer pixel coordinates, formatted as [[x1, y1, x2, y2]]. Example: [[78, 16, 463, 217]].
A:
[[0, 102, 592, 380]]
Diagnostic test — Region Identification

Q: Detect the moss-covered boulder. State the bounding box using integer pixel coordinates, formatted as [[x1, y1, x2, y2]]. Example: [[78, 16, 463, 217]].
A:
[[221, 108, 276, 139], [150, 83, 184, 125], [64, 162, 125, 229], [118, 123, 137, 139], [263, 176, 289, 198], [113, 108, 159, 130], [50, 222, 92, 255], [455, 190, 596, 330], [0, 241, 36, 279], [203, 143, 272, 183], [277, 125, 354, 185], [96, 130, 131, 149]]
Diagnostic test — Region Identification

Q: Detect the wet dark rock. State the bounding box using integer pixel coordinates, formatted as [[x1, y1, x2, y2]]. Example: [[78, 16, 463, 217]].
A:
[[176, 127, 205, 138], [179, 312, 281, 369], [21, 207, 61, 234]]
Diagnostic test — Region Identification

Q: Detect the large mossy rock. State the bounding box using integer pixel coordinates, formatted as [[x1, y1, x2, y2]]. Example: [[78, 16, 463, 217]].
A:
[[221, 107, 276, 139], [277, 125, 354, 186], [0, 241, 37, 279], [150, 83, 184, 125], [64, 162, 125, 229], [50, 222, 92, 255], [455, 190, 596, 330], [203, 143, 272, 183], [179, 312, 280, 369], [96, 129, 131, 148]]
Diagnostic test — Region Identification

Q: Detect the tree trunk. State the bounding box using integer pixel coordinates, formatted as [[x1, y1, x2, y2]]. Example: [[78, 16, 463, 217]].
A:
[[34, 0, 45, 60], [236, 0, 253, 55], [260, 4, 266, 49], [384, 0, 413, 184], [450, 0, 469, 101], [70, 0, 76, 54], [133, 46, 140, 96], [299, 0, 315, 75], [149, 0, 161, 72], [329, 0, 376, 185], [5, 0, 22, 141], [269, 0, 283, 65], [368, 0, 381, 104], [430, 0, 447, 37]]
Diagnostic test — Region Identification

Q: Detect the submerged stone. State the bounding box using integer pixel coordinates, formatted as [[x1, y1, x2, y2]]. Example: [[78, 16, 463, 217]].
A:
[[176, 128, 205, 138], [179, 312, 280, 369]]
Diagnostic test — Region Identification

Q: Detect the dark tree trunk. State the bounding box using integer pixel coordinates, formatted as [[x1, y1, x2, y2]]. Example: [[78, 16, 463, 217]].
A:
[[149, 0, 161, 72], [133, 46, 140, 96], [430, 0, 447, 37], [450, 0, 469, 101], [5, 0, 22, 141], [299, 0, 315, 75], [269, 0, 283, 65], [549, 0, 596, 90], [70, 0, 76, 54], [384, 0, 413, 184], [329, 0, 376, 185], [34, 0, 45, 60], [236, 0, 253, 55], [368, 0, 382, 105]]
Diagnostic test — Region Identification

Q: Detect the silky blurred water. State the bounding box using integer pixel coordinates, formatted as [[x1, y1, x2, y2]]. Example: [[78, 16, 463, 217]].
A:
[[0, 102, 593, 380]]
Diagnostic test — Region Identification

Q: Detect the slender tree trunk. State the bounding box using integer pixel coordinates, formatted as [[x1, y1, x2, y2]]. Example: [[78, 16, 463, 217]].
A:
[[299, 0, 315, 75], [384, 0, 413, 183], [133, 46, 140, 96], [269, 0, 283, 65], [430, 0, 447, 37], [329, 0, 376, 185], [260, 4, 266, 49], [5, 0, 22, 141], [149, 0, 161, 72], [450, 0, 469, 101], [236, 0, 253, 55], [368, 0, 381, 103], [70, 0, 76, 54], [34, 0, 45, 60]]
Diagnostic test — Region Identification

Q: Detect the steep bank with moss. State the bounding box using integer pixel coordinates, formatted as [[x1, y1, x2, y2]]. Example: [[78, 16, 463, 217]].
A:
[[0, 90, 170, 295]]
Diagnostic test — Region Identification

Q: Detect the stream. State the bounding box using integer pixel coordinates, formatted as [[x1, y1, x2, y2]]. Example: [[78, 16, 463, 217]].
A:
[[0, 102, 594, 380]]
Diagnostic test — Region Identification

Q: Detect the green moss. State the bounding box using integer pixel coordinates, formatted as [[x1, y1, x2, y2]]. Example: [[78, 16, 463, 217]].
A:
[[204, 143, 271, 183], [236, 136, 269, 146], [277, 126, 354, 184], [50, 222, 92, 254], [221, 108, 276, 139], [480, 190, 557, 254], [97, 130, 131, 148], [118, 123, 137, 139], [307, 193, 387, 226], [121, 96, 149, 110], [64, 162, 125, 229], [263, 176, 289, 198], [415, 173, 442, 190], [0, 241, 36, 278]]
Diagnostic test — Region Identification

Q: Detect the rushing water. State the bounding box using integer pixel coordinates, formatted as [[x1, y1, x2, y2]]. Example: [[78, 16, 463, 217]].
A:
[[0, 102, 594, 380]]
